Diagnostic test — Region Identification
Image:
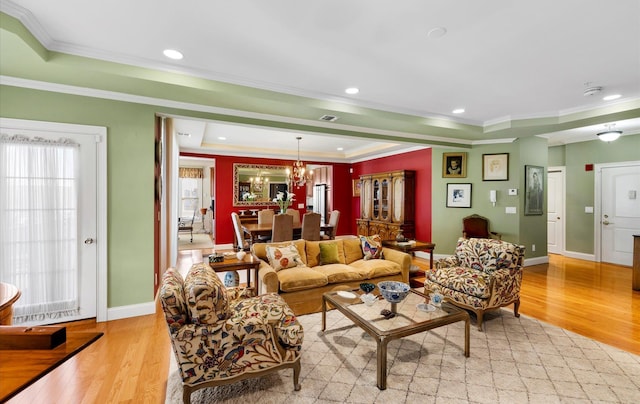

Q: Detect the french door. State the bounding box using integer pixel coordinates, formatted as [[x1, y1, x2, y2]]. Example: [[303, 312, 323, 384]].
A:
[[0, 118, 106, 325]]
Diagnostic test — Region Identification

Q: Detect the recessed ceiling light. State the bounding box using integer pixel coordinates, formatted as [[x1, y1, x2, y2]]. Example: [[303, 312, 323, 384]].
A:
[[217, 136, 226, 140], [163, 49, 183, 60], [452, 108, 465, 114], [427, 27, 447, 39], [337, 147, 344, 151], [345, 87, 359, 95], [603, 94, 621, 101]]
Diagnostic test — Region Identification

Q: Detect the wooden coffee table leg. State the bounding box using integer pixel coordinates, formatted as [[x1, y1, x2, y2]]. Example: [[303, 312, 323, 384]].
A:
[[464, 315, 470, 357], [376, 337, 389, 390], [321, 298, 326, 332]]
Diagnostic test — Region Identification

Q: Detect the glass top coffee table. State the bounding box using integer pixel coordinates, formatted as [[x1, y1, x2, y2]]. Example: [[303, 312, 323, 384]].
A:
[[322, 288, 470, 390]]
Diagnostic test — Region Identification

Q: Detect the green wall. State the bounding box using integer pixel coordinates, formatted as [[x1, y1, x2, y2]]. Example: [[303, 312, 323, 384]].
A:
[[549, 134, 640, 254], [432, 136, 548, 258]]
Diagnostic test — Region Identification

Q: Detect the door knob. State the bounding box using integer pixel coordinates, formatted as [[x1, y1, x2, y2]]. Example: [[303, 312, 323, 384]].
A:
[[84, 238, 95, 244], [602, 220, 611, 225]]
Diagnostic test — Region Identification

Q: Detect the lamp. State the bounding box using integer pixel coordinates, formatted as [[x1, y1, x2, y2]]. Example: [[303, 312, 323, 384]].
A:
[[288, 137, 313, 188], [597, 124, 622, 142]]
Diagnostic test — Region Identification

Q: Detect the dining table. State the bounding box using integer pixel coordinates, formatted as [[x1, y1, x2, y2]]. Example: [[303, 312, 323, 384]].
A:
[[242, 222, 334, 244]]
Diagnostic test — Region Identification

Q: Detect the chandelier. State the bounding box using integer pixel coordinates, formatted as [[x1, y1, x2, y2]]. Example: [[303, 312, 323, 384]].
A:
[[287, 137, 313, 188], [250, 171, 268, 192]]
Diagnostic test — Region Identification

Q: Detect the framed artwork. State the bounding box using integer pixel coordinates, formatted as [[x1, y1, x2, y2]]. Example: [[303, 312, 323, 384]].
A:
[[525, 165, 544, 215], [446, 183, 472, 208], [442, 152, 467, 178], [352, 179, 361, 197], [482, 153, 509, 181]]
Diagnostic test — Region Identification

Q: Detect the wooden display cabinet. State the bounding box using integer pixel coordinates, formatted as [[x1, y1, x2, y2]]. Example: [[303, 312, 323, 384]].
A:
[[356, 170, 415, 240]]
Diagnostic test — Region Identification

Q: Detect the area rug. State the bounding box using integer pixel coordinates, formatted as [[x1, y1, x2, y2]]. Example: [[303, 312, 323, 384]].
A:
[[165, 309, 640, 403], [178, 233, 214, 250]]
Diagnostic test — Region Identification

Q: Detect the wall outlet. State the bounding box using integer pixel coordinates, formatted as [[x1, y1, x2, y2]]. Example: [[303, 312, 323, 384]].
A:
[[532, 244, 536, 252]]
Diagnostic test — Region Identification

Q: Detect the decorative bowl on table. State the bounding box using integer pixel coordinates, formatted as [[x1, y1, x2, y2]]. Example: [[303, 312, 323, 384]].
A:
[[377, 281, 410, 303], [359, 282, 376, 294]]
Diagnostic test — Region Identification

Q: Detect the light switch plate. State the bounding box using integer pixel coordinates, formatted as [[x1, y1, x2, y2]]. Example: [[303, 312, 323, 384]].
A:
[[506, 207, 517, 214], [297, 203, 305, 209], [585, 206, 594, 213]]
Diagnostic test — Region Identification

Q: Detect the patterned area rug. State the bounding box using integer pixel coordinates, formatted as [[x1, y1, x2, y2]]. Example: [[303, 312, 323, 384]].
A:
[[165, 308, 640, 403], [178, 232, 213, 250]]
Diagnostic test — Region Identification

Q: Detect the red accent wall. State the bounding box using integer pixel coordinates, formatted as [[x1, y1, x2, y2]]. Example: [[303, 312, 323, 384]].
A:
[[351, 148, 433, 241], [181, 152, 353, 244]]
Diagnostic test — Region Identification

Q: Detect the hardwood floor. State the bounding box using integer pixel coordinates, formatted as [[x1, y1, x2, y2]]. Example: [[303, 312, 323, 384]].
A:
[[7, 253, 639, 403]]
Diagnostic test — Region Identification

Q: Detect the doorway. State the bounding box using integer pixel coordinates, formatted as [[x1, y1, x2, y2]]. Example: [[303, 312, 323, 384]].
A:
[[0, 118, 107, 324], [596, 162, 640, 266]]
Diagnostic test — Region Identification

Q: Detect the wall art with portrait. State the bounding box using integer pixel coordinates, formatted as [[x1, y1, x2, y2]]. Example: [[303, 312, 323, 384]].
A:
[[524, 165, 544, 215], [482, 153, 509, 181], [442, 152, 467, 178], [446, 183, 472, 208]]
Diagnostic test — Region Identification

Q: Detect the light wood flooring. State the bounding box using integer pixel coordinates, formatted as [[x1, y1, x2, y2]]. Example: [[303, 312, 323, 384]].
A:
[[7, 252, 640, 403]]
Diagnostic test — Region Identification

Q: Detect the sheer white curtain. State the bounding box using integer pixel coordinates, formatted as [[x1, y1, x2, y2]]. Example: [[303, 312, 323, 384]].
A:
[[0, 134, 80, 324]]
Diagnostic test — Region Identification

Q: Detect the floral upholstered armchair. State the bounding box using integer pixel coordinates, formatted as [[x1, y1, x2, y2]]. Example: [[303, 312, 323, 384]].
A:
[[424, 237, 525, 331], [160, 263, 304, 404]]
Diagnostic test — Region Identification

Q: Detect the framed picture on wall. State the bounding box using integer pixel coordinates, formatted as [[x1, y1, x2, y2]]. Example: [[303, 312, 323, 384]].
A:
[[352, 179, 361, 197], [442, 152, 467, 178], [482, 153, 509, 181], [524, 165, 544, 215], [446, 183, 472, 208]]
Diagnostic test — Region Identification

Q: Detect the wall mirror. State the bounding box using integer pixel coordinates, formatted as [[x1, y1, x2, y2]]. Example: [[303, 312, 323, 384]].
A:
[[233, 163, 290, 206]]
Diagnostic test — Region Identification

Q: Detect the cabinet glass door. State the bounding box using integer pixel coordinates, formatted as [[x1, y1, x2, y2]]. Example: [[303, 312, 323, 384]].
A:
[[362, 179, 372, 219], [393, 176, 404, 222], [380, 179, 389, 220], [372, 179, 380, 219]]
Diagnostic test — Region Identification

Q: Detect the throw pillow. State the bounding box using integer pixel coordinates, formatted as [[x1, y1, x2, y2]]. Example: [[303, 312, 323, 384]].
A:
[[319, 242, 340, 265], [266, 244, 303, 271], [184, 262, 231, 324], [360, 234, 383, 260]]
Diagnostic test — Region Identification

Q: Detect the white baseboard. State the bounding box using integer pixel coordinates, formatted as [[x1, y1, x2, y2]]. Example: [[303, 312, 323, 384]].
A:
[[523, 256, 549, 266], [106, 301, 156, 321], [563, 250, 596, 262]]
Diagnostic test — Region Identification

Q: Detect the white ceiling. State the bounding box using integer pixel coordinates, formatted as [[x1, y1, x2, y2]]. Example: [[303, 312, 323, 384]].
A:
[[3, 0, 640, 160]]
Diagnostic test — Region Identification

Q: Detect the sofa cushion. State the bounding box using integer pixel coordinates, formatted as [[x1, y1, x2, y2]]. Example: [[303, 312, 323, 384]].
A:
[[311, 264, 366, 283], [305, 240, 346, 268], [319, 242, 340, 265], [252, 239, 308, 266], [184, 262, 231, 324], [454, 237, 520, 274], [349, 258, 402, 279], [277, 266, 328, 292], [266, 244, 304, 271], [343, 238, 365, 264], [360, 234, 383, 260], [427, 265, 492, 299]]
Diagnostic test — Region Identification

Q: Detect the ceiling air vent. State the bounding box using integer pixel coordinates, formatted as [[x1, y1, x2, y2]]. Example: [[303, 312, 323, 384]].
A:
[[319, 115, 339, 122]]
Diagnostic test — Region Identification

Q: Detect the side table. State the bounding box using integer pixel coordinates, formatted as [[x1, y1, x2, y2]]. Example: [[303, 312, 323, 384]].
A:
[[208, 253, 261, 294], [382, 240, 436, 288]]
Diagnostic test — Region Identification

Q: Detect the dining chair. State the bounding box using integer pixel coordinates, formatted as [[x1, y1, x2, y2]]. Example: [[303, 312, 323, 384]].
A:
[[178, 206, 197, 242], [271, 214, 294, 242], [285, 208, 301, 227], [301, 212, 321, 241], [321, 210, 340, 240], [231, 212, 250, 251], [257, 209, 275, 241]]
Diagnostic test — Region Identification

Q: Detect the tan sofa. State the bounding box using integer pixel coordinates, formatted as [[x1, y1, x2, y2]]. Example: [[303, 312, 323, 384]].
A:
[[252, 237, 412, 315]]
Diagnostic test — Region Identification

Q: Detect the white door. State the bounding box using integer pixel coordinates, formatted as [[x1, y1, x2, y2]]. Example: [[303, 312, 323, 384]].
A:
[[0, 119, 103, 325], [547, 168, 565, 254], [600, 164, 640, 266]]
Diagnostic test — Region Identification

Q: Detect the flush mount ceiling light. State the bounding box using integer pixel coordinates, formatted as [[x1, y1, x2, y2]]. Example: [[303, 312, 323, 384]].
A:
[[345, 87, 359, 95], [163, 49, 183, 60], [597, 124, 622, 142], [427, 27, 447, 39]]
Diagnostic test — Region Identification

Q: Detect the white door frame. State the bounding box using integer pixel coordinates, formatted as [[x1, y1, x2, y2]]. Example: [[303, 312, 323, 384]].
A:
[[594, 160, 640, 263], [547, 166, 565, 255], [0, 118, 108, 322]]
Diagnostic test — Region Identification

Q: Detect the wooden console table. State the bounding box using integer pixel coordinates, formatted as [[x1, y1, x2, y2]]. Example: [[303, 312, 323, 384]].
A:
[[0, 331, 103, 402], [382, 240, 436, 288]]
